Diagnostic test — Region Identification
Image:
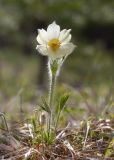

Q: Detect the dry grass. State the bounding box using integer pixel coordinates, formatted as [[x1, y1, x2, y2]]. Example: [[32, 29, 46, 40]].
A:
[[0, 117, 114, 160]]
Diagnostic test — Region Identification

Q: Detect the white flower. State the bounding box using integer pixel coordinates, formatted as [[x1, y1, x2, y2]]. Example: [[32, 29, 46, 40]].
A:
[[36, 21, 75, 59]]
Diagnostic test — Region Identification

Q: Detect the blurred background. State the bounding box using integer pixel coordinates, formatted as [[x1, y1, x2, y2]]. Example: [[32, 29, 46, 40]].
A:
[[0, 0, 114, 122]]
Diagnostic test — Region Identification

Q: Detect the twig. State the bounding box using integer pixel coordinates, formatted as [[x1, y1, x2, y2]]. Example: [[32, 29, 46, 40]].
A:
[[56, 123, 70, 140], [83, 121, 90, 150]]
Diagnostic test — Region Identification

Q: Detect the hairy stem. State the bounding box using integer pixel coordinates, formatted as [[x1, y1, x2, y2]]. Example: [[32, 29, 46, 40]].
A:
[[49, 71, 56, 126], [47, 60, 58, 137]]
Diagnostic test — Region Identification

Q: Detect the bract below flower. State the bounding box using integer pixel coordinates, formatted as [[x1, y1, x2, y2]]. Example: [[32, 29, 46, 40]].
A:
[[36, 21, 75, 59]]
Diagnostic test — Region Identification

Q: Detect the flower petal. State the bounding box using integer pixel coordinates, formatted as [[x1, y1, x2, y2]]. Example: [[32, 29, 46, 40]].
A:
[[62, 34, 71, 44], [37, 29, 48, 44], [47, 43, 75, 59], [59, 29, 71, 43], [47, 21, 60, 40], [36, 35, 45, 45], [36, 45, 48, 56], [59, 43, 75, 57], [59, 29, 67, 40]]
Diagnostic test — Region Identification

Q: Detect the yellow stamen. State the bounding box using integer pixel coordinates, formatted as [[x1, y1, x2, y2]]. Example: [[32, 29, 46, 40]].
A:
[[48, 39, 60, 51]]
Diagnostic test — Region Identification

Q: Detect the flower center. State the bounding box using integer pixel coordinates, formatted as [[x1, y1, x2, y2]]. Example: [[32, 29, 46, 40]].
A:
[[48, 39, 60, 51]]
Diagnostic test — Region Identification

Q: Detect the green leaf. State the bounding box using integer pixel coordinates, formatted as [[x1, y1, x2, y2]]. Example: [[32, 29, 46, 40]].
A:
[[104, 137, 114, 158], [31, 116, 36, 130], [39, 98, 51, 114], [44, 131, 54, 145], [55, 98, 60, 116], [59, 93, 70, 111], [31, 116, 39, 134]]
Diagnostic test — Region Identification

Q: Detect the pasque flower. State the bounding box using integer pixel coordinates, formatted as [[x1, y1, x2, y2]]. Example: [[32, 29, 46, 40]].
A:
[[36, 22, 76, 137], [36, 21, 75, 59]]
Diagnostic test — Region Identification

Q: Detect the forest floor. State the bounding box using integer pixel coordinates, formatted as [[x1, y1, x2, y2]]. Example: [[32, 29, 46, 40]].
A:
[[0, 117, 114, 159]]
